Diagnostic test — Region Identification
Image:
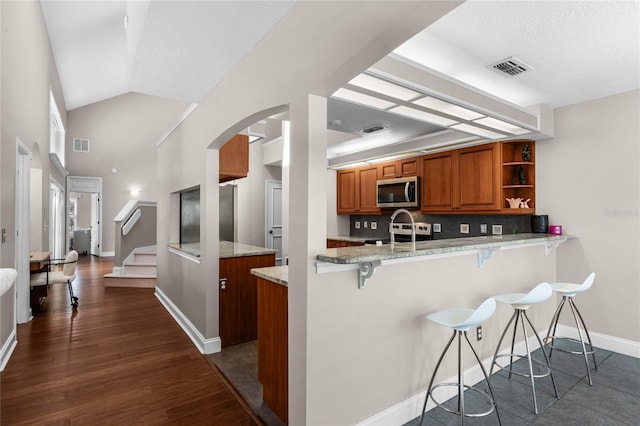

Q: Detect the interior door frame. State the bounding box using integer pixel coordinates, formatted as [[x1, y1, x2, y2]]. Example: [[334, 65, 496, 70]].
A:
[[66, 176, 102, 256], [15, 138, 32, 323], [49, 176, 65, 260]]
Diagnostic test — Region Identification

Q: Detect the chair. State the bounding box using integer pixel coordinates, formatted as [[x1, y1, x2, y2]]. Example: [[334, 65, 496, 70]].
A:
[[30, 250, 79, 309], [420, 298, 501, 425], [490, 283, 558, 414], [544, 272, 597, 385]]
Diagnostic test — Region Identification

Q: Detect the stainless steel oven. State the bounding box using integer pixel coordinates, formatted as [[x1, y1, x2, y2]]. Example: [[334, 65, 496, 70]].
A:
[[376, 176, 419, 208]]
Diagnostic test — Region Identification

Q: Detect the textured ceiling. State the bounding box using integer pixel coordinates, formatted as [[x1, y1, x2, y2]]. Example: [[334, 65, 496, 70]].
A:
[[395, 0, 640, 108]]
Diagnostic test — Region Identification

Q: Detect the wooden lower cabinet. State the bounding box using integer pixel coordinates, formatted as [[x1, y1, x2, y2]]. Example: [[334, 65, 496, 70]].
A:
[[218, 254, 275, 347], [326, 239, 365, 248], [257, 277, 288, 424]]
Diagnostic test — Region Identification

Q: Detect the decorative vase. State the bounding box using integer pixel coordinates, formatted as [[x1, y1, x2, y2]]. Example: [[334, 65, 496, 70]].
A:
[[521, 144, 531, 162]]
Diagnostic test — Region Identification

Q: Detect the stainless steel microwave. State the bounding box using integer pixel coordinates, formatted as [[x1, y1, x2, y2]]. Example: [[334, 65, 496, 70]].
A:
[[377, 176, 419, 208]]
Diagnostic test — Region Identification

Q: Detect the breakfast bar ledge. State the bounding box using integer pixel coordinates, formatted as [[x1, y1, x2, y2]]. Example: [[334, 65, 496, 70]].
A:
[[315, 234, 573, 289]]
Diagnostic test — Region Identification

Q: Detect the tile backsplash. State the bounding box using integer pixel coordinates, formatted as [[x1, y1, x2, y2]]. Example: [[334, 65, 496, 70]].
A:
[[350, 212, 535, 240]]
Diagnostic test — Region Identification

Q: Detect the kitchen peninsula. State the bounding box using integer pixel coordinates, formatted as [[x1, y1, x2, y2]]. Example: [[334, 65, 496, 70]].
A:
[[317, 233, 571, 288]]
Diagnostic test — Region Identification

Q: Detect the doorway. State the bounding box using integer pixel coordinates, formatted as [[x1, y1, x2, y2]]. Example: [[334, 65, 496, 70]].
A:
[[67, 176, 102, 257], [265, 180, 283, 265]]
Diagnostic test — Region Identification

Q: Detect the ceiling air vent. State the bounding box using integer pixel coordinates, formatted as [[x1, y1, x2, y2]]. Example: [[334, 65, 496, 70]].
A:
[[490, 56, 533, 77], [360, 124, 386, 134], [73, 138, 90, 153]]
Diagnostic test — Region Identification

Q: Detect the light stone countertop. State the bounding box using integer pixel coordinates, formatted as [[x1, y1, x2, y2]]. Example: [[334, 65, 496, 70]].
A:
[[168, 241, 277, 259], [251, 265, 288, 287], [317, 233, 574, 265], [219, 241, 277, 258]]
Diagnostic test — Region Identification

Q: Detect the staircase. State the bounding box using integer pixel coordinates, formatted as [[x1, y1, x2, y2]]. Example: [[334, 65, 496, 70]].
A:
[[104, 246, 156, 288]]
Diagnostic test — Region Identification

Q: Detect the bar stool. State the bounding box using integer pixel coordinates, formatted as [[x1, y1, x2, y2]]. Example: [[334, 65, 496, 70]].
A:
[[420, 298, 501, 425], [545, 272, 597, 385], [490, 283, 558, 414]]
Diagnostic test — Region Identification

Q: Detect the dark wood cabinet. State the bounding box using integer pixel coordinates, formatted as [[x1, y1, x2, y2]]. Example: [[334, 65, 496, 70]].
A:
[[380, 157, 420, 179], [337, 165, 380, 215], [219, 134, 249, 183], [257, 277, 288, 424], [219, 253, 275, 347], [421, 143, 501, 213], [326, 239, 365, 248], [454, 144, 501, 212], [421, 152, 453, 212]]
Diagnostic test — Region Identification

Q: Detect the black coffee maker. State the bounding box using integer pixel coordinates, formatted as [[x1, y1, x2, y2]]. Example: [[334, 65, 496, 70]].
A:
[[531, 215, 549, 233]]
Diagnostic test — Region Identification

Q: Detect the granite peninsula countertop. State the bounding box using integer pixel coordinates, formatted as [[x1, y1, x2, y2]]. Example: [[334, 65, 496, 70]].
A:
[[251, 265, 288, 287], [327, 236, 369, 243], [317, 233, 573, 265], [168, 241, 277, 259]]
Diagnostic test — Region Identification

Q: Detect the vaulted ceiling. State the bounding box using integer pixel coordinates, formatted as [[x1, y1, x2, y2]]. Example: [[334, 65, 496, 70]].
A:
[[40, 0, 639, 160]]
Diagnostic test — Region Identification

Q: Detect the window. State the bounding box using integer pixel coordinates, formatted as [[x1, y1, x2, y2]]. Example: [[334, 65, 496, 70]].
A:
[[49, 90, 65, 166], [180, 187, 200, 244]]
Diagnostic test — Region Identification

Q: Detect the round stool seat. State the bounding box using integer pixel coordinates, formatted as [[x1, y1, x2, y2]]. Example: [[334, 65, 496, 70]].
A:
[[493, 282, 552, 310], [550, 272, 595, 297], [426, 298, 496, 331]]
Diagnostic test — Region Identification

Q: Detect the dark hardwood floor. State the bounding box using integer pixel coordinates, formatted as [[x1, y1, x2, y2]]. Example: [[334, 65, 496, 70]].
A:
[[1, 255, 259, 425]]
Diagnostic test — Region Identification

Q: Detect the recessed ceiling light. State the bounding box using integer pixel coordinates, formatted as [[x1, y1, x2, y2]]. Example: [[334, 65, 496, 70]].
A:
[[332, 88, 396, 110], [348, 74, 421, 101], [473, 117, 530, 135], [450, 123, 506, 140], [412, 97, 485, 121], [388, 105, 458, 127]]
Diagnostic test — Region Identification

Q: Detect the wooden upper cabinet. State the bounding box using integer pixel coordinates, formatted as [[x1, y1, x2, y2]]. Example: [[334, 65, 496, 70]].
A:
[[421, 152, 453, 212], [380, 157, 420, 179], [337, 169, 358, 214], [219, 134, 249, 183], [453, 144, 501, 211], [357, 165, 380, 214], [336, 165, 380, 215], [420, 143, 502, 214]]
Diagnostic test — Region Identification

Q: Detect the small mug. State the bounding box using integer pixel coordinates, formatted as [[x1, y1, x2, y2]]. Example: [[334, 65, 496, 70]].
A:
[[549, 225, 563, 235]]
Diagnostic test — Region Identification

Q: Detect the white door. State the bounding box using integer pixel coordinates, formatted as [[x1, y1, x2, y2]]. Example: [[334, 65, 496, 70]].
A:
[[15, 139, 32, 323], [265, 181, 283, 265], [90, 193, 100, 255]]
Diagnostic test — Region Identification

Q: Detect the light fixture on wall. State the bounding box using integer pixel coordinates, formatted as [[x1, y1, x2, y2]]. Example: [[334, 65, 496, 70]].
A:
[[129, 188, 140, 196]]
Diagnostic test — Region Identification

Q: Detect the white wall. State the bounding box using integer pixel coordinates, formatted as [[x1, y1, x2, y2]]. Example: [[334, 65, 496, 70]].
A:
[[1, 1, 66, 268], [326, 168, 350, 237], [537, 89, 640, 342], [65, 92, 188, 254]]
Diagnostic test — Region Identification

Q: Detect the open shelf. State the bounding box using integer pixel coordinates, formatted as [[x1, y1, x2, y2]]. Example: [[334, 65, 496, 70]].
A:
[[500, 140, 535, 214]]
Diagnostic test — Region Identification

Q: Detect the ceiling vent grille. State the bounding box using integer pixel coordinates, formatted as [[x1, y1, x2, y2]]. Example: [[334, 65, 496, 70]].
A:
[[73, 138, 90, 153], [360, 124, 386, 134], [490, 56, 533, 77]]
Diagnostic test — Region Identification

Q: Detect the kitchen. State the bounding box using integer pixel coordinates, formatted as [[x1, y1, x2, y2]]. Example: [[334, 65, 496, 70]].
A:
[[149, 2, 638, 426]]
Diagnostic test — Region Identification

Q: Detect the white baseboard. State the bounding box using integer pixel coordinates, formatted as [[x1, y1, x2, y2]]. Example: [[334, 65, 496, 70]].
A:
[[357, 327, 640, 426], [154, 287, 221, 355], [0, 330, 17, 372], [100, 251, 115, 257], [555, 324, 640, 358]]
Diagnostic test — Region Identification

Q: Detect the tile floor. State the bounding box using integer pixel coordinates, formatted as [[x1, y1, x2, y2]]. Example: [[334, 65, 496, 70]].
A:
[[208, 339, 639, 426], [405, 344, 640, 425], [207, 340, 284, 426]]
